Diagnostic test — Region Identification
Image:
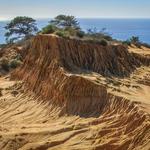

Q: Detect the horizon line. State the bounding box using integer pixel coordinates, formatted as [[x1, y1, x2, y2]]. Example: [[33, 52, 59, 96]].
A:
[[1, 17, 150, 21]]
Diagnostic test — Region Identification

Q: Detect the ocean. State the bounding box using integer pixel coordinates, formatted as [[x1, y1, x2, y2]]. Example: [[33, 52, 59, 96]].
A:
[[0, 18, 150, 44]]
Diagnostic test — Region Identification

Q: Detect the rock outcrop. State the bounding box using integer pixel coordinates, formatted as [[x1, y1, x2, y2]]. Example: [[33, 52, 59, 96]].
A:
[[3, 35, 149, 149]]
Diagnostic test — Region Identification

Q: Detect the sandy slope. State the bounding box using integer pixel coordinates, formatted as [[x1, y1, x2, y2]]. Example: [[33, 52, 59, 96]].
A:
[[0, 65, 149, 150], [0, 36, 150, 150]]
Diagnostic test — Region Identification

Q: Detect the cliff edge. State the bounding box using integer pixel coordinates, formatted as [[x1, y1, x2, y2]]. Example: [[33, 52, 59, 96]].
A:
[[0, 35, 149, 150]]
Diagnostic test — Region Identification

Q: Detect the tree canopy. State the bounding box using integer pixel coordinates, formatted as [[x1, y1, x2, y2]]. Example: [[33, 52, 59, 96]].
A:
[[5, 16, 38, 43], [50, 15, 80, 30]]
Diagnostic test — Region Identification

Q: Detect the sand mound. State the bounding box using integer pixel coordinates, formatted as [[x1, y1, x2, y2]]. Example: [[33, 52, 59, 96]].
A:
[[0, 35, 150, 150]]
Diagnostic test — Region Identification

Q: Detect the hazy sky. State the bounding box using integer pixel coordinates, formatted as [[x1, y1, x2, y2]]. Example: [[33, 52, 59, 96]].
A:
[[0, 0, 150, 20]]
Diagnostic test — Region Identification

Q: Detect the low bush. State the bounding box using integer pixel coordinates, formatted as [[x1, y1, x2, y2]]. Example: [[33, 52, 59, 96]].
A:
[[56, 30, 68, 38], [99, 39, 108, 46], [130, 36, 140, 44], [9, 59, 22, 69], [14, 54, 23, 61], [85, 39, 108, 46], [41, 25, 56, 34], [123, 40, 131, 46], [86, 28, 112, 41], [76, 30, 85, 38], [0, 44, 7, 48], [129, 36, 141, 48], [64, 27, 77, 36], [0, 57, 9, 71]]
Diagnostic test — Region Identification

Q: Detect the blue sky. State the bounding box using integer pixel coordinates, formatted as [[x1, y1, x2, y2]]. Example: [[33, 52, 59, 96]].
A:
[[0, 0, 150, 20]]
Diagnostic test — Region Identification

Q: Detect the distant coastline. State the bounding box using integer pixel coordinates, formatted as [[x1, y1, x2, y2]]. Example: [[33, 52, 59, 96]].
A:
[[1, 18, 150, 44]]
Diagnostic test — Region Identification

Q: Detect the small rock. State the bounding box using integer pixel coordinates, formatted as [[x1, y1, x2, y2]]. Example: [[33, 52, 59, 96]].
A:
[[11, 90, 19, 96], [0, 88, 3, 97]]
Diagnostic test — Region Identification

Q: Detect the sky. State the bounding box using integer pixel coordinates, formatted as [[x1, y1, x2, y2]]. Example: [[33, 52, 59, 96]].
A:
[[0, 0, 150, 20]]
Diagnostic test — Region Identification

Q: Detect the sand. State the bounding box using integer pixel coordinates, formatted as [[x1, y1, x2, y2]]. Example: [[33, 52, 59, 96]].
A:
[[0, 36, 149, 150]]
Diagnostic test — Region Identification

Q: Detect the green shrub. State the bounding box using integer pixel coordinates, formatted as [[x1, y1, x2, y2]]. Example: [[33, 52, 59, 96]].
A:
[[0, 44, 7, 48], [9, 59, 22, 69], [127, 36, 141, 48], [86, 28, 112, 41], [64, 27, 76, 36], [135, 42, 141, 48], [130, 36, 140, 44], [56, 30, 68, 38], [123, 40, 131, 46], [76, 30, 85, 38], [85, 39, 108, 46], [99, 39, 108, 46], [103, 35, 112, 41], [41, 25, 56, 34], [15, 54, 22, 61], [0, 57, 9, 71]]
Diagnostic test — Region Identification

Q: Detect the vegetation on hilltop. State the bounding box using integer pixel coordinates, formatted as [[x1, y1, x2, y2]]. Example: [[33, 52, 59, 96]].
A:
[[0, 52, 22, 74], [40, 15, 113, 46], [122, 36, 150, 48], [0, 15, 150, 76], [41, 15, 83, 38], [2, 15, 150, 48]]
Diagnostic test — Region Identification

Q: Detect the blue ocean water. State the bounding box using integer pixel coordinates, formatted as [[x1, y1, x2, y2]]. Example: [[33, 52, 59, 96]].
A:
[[0, 19, 150, 44]]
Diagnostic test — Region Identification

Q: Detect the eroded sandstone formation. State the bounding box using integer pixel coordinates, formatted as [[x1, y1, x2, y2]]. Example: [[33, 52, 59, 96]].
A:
[[4, 35, 149, 149]]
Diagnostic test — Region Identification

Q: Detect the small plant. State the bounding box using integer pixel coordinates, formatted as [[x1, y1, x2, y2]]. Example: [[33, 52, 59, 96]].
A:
[[85, 39, 108, 46], [99, 39, 108, 46], [64, 27, 77, 36], [56, 30, 68, 38], [76, 30, 85, 38], [123, 40, 131, 46], [0, 44, 7, 48], [41, 24, 56, 34], [0, 57, 9, 71], [123, 36, 142, 47], [130, 36, 140, 44], [15, 54, 22, 61], [86, 27, 112, 41], [9, 59, 22, 69], [129, 36, 141, 48]]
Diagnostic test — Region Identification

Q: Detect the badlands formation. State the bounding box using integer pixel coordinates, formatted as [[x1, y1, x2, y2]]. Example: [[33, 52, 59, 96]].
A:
[[0, 35, 150, 150]]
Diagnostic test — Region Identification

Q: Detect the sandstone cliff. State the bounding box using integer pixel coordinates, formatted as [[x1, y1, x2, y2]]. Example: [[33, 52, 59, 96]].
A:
[[0, 35, 149, 150]]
